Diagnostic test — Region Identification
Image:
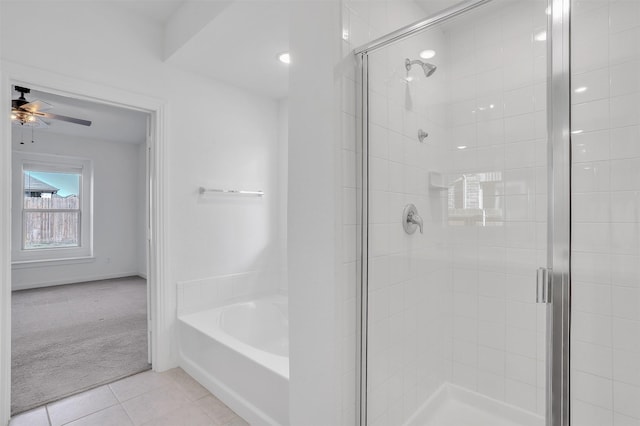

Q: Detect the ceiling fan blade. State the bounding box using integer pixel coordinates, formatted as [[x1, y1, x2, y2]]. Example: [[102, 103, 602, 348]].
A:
[[35, 112, 92, 126], [21, 99, 53, 113], [33, 117, 50, 128]]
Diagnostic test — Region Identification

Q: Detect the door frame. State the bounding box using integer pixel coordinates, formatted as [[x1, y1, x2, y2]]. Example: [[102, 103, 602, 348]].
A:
[[0, 61, 171, 425], [353, 0, 572, 424]]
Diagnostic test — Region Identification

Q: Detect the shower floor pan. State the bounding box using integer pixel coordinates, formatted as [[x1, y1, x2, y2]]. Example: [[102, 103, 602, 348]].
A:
[[405, 383, 544, 426]]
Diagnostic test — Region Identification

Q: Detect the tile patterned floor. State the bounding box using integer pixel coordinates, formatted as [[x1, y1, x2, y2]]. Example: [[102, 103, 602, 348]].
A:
[[9, 368, 248, 426]]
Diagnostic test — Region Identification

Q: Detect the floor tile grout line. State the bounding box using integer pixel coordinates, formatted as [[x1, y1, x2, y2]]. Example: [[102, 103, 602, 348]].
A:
[[67, 402, 121, 426], [118, 401, 136, 426], [57, 401, 120, 426], [122, 383, 194, 426], [45, 405, 52, 426], [110, 374, 177, 405], [11, 368, 246, 426]]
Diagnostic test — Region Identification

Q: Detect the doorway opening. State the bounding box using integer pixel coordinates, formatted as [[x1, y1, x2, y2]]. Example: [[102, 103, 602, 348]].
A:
[[8, 84, 153, 415]]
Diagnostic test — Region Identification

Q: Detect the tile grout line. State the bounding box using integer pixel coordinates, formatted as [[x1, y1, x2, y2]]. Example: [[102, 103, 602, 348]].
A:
[[104, 385, 133, 426], [107, 378, 155, 426], [118, 400, 135, 426], [53, 386, 121, 426], [45, 405, 53, 426], [58, 403, 118, 426], [12, 368, 246, 426]]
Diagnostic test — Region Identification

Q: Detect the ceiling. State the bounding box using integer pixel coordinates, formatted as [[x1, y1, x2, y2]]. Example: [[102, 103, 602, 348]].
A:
[[97, 0, 290, 99], [415, 0, 467, 15], [166, 1, 291, 100], [98, 0, 458, 101], [9, 0, 457, 142], [106, 0, 186, 25], [12, 86, 148, 145], [145, 0, 457, 100]]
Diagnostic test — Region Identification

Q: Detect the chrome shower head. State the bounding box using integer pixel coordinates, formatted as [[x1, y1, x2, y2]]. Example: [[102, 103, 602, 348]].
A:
[[421, 62, 437, 77], [405, 58, 437, 77]]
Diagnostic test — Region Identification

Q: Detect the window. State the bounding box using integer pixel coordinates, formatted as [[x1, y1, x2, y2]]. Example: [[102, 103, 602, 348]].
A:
[[12, 153, 93, 263], [23, 170, 81, 249]]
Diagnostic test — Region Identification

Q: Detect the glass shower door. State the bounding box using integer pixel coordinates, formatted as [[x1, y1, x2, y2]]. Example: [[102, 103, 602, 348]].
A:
[[358, 0, 553, 424]]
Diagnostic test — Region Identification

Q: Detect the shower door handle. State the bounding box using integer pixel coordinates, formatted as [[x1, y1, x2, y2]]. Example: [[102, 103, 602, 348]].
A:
[[536, 267, 551, 304]]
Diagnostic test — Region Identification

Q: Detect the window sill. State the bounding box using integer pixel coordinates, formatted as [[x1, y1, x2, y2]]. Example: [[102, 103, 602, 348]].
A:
[[11, 256, 96, 269]]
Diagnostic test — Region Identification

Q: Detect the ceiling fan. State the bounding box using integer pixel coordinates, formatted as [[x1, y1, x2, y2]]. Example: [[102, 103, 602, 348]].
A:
[[11, 86, 92, 128]]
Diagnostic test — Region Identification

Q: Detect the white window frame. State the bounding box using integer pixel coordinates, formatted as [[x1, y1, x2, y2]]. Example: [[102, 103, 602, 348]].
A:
[[12, 152, 93, 264]]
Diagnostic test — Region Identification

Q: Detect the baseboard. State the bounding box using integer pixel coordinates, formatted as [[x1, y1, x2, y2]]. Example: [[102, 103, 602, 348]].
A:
[[11, 272, 142, 291]]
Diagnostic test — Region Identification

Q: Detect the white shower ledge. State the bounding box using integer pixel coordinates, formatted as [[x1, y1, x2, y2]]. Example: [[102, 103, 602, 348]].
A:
[[405, 383, 545, 426]]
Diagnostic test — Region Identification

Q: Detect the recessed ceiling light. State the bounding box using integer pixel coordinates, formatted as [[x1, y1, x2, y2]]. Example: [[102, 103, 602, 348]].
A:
[[420, 49, 436, 59], [457, 145, 467, 150], [278, 52, 291, 65], [574, 86, 588, 93], [534, 31, 547, 41], [571, 129, 584, 134]]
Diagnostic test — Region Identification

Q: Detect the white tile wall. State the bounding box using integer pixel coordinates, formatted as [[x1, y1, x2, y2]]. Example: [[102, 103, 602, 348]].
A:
[[363, 17, 455, 426], [441, 0, 547, 417], [176, 271, 280, 315], [571, 1, 640, 424], [341, 1, 452, 424]]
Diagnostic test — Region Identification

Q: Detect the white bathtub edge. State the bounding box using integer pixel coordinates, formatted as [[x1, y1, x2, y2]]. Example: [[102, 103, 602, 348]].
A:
[[179, 350, 283, 426], [179, 307, 289, 380]]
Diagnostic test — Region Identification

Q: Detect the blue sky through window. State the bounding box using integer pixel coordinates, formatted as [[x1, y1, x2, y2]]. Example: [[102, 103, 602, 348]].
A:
[[26, 171, 79, 197]]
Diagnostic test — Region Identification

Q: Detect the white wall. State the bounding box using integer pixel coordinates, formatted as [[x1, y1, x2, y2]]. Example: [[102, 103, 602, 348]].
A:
[[287, 2, 341, 424], [137, 141, 147, 278], [570, 1, 640, 424], [11, 132, 145, 290], [277, 100, 289, 295], [1, 0, 285, 367]]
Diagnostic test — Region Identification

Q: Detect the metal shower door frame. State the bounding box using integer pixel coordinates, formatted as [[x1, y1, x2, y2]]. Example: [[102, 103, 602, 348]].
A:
[[547, 0, 572, 424], [353, 0, 572, 424]]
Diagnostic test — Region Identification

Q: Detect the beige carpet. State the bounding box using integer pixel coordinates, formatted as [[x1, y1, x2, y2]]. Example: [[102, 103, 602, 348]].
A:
[[11, 277, 150, 415]]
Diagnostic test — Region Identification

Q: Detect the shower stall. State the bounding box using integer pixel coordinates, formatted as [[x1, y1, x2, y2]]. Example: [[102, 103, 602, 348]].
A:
[[355, 0, 640, 424]]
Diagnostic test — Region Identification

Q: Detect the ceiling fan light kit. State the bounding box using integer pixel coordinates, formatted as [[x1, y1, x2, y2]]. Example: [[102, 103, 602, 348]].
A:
[[10, 86, 93, 141]]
